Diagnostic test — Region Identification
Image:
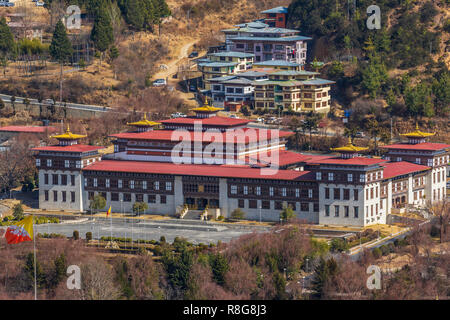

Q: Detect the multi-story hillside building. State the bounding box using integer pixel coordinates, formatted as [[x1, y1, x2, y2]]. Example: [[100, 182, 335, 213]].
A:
[[253, 70, 334, 113], [222, 22, 310, 64], [33, 111, 449, 226], [198, 52, 255, 90]]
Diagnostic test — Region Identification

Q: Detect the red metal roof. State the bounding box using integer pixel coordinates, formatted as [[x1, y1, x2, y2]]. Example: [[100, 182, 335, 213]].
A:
[[159, 116, 252, 127], [0, 126, 57, 134], [380, 161, 430, 179], [380, 142, 450, 151], [307, 157, 387, 166], [32, 145, 104, 153], [248, 150, 311, 166], [110, 128, 293, 143], [83, 160, 312, 181]]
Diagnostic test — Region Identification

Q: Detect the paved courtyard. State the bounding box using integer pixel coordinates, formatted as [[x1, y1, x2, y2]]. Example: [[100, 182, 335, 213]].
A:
[[34, 218, 270, 244]]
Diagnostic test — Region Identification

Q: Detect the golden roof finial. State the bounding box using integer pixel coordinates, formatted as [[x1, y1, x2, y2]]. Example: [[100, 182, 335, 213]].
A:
[[400, 123, 435, 139], [127, 113, 161, 127], [191, 97, 223, 113], [331, 138, 368, 153], [52, 125, 86, 140]]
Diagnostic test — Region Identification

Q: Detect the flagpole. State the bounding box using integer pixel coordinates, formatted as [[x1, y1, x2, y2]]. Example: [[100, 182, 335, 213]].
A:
[[110, 211, 112, 242], [33, 216, 37, 301]]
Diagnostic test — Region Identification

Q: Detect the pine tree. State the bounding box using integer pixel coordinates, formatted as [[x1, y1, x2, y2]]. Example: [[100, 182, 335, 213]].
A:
[[91, 6, 114, 56], [0, 17, 15, 76], [0, 17, 15, 56], [49, 20, 73, 64], [123, 0, 146, 30]]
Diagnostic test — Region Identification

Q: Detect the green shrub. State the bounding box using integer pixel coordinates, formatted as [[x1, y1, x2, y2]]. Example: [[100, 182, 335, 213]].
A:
[[380, 245, 390, 256], [86, 232, 93, 242], [330, 238, 349, 253], [73, 230, 79, 240], [12, 204, 24, 220], [372, 247, 382, 259]]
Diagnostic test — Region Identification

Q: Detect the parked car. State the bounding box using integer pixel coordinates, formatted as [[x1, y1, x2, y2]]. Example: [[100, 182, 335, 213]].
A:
[[35, 1, 45, 6], [171, 112, 187, 118], [189, 84, 197, 92], [256, 117, 264, 123], [356, 131, 365, 138], [152, 79, 166, 87], [2, 1, 15, 7], [188, 51, 199, 58], [43, 99, 54, 105], [229, 114, 240, 119]]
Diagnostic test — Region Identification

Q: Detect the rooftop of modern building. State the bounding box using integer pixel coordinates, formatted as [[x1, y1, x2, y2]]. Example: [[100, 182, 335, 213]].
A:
[[231, 35, 312, 42], [209, 75, 239, 82], [380, 161, 431, 179], [253, 60, 302, 67], [251, 79, 305, 86], [234, 21, 269, 29], [261, 6, 289, 14], [300, 78, 336, 85], [220, 78, 255, 85], [0, 125, 57, 134], [198, 61, 239, 67], [270, 70, 319, 76], [83, 160, 313, 181], [208, 51, 255, 58], [223, 25, 300, 34]]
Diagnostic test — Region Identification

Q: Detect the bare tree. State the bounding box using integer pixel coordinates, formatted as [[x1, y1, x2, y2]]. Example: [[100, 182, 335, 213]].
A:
[[426, 200, 449, 243], [0, 135, 37, 196], [78, 258, 121, 300]]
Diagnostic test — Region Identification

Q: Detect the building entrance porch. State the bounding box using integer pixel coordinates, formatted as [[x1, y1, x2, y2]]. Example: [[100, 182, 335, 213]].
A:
[[185, 197, 220, 210]]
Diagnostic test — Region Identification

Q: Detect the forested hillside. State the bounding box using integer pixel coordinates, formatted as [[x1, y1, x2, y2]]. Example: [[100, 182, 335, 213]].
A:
[[287, 0, 449, 119]]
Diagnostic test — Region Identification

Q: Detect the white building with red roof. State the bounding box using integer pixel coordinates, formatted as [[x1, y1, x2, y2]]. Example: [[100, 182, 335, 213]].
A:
[[32, 115, 448, 226], [32, 126, 104, 212]]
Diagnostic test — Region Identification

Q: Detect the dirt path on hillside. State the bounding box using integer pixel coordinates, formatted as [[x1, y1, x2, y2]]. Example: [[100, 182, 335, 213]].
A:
[[152, 40, 197, 81]]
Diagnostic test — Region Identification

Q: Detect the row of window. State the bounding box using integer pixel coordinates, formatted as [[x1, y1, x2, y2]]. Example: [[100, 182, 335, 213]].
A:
[[36, 158, 99, 169], [85, 178, 172, 191], [433, 169, 446, 184], [318, 171, 384, 183], [237, 198, 319, 212], [44, 173, 76, 186], [325, 205, 359, 218], [433, 188, 446, 201], [43, 190, 76, 203], [90, 192, 167, 204], [325, 187, 359, 201], [386, 156, 448, 167], [230, 185, 314, 198]]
